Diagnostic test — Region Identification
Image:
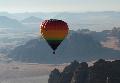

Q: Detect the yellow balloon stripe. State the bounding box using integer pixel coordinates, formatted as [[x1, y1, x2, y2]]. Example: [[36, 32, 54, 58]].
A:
[[41, 30, 68, 39]]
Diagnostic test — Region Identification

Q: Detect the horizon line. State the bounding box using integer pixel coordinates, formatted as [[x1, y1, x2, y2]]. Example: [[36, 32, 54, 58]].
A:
[[0, 10, 120, 14]]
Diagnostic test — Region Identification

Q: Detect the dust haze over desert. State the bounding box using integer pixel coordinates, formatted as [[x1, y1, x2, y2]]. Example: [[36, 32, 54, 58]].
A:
[[0, 0, 120, 83]]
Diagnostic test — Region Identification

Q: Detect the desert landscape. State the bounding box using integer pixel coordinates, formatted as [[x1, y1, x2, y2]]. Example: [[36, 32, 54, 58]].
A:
[[0, 62, 67, 83]]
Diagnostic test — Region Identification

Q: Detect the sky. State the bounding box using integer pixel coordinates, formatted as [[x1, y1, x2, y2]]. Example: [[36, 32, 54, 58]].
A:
[[0, 0, 120, 13]]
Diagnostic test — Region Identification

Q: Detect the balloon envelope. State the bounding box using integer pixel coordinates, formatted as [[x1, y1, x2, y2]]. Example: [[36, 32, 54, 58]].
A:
[[41, 19, 69, 54]]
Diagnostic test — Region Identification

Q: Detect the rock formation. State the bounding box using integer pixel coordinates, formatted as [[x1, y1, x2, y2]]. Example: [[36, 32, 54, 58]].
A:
[[48, 59, 120, 83]]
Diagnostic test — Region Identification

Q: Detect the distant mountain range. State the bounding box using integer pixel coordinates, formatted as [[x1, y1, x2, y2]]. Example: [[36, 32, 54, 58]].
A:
[[0, 16, 25, 28], [21, 16, 43, 28], [53, 12, 120, 31], [0, 11, 120, 63], [8, 29, 120, 63], [0, 12, 59, 20], [21, 16, 43, 23], [0, 11, 120, 31], [0, 15, 42, 28]]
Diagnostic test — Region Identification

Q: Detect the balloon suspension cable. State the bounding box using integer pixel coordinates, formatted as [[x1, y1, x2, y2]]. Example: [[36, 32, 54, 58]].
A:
[[53, 51, 55, 54]]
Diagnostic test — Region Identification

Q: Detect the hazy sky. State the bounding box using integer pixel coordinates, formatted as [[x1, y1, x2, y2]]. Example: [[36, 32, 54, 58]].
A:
[[0, 0, 120, 13]]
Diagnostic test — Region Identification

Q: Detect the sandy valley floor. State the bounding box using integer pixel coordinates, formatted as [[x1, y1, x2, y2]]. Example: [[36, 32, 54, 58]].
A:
[[0, 62, 67, 83]]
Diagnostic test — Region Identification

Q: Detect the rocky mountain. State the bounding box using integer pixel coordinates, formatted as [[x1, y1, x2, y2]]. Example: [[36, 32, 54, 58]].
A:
[[8, 30, 120, 63], [0, 16, 25, 28], [77, 27, 120, 51], [48, 59, 120, 83], [92, 27, 120, 50]]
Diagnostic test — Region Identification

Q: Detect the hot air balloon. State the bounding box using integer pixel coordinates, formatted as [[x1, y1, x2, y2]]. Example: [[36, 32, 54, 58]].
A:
[[41, 19, 69, 54]]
